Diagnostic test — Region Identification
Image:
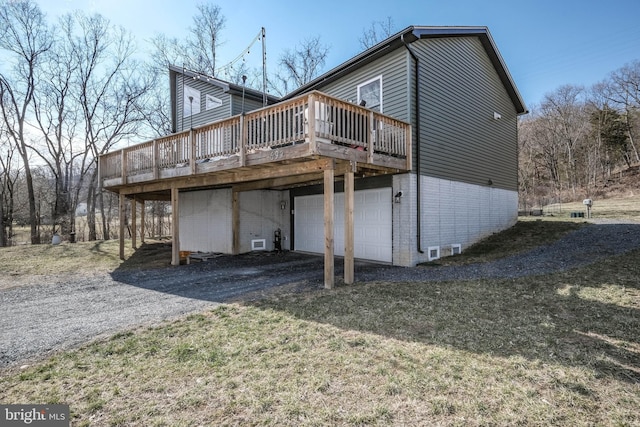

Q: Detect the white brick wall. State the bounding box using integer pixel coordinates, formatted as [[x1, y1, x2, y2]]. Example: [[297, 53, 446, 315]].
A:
[[392, 173, 518, 266]]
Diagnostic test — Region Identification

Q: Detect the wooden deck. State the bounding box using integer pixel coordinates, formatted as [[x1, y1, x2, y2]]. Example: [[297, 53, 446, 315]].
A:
[[98, 90, 411, 289], [99, 91, 411, 198]]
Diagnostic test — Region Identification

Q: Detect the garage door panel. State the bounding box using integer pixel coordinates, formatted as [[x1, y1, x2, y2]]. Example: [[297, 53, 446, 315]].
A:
[[294, 188, 392, 262]]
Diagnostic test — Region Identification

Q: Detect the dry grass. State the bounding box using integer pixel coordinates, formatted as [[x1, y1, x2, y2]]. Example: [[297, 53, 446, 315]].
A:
[[0, 239, 172, 290], [1, 218, 639, 425], [543, 195, 640, 221], [423, 220, 586, 266], [1, 251, 638, 426]]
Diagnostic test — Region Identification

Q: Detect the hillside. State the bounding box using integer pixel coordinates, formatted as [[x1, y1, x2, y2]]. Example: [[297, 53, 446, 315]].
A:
[[593, 164, 639, 199]]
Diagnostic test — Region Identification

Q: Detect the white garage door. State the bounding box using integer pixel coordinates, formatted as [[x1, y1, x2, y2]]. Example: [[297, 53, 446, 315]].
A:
[[294, 188, 392, 262]]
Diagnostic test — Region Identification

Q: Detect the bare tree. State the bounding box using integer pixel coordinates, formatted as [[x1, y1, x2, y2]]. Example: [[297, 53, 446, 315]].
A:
[[539, 85, 589, 196], [146, 4, 227, 137], [65, 12, 153, 240], [599, 61, 640, 163], [30, 14, 81, 238], [588, 83, 632, 183], [359, 17, 396, 50], [0, 0, 52, 244], [187, 3, 226, 74], [518, 116, 544, 209], [275, 36, 329, 95], [0, 123, 20, 246], [149, 3, 226, 75]]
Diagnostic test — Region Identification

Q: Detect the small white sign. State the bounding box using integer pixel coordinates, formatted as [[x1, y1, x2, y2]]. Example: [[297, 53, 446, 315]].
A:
[[206, 94, 223, 110]]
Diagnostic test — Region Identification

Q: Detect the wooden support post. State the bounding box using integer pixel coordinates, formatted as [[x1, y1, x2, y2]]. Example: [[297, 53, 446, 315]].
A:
[[239, 115, 246, 167], [308, 94, 317, 153], [140, 199, 145, 244], [131, 198, 137, 249], [405, 123, 413, 171], [120, 149, 127, 184], [189, 129, 196, 174], [232, 190, 240, 255], [171, 185, 180, 266], [344, 168, 355, 285], [323, 163, 335, 289], [152, 139, 159, 180], [119, 192, 125, 261], [368, 111, 375, 164]]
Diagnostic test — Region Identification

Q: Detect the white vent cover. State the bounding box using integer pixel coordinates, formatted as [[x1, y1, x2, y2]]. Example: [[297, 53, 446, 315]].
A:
[[251, 239, 266, 251], [428, 246, 440, 261], [452, 244, 462, 255]]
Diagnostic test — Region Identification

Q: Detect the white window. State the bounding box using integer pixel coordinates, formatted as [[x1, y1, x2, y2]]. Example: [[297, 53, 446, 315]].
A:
[[206, 94, 223, 111], [183, 85, 201, 117], [357, 75, 383, 112]]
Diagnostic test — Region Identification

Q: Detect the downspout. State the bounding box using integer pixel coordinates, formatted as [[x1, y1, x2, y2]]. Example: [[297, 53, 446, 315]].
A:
[[401, 34, 424, 254]]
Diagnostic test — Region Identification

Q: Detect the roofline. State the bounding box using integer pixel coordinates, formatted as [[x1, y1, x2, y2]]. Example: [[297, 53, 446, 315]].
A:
[[168, 64, 280, 103], [283, 26, 528, 115]]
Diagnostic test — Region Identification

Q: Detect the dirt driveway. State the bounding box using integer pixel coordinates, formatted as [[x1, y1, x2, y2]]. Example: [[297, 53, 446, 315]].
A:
[[2, 220, 639, 369]]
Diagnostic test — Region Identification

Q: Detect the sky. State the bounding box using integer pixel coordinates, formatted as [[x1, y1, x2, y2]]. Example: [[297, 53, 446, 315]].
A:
[[33, 0, 640, 110]]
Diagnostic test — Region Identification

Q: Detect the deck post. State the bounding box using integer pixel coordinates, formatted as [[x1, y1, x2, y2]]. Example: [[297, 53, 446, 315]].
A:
[[368, 111, 375, 164], [140, 199, 145, 244], [323, 162, 335, 289], [189, 129, 196, 174], [120, 149, 127, 184], [131, 198, 137, 249], [119, 192, 125, 260], [171, 185, 180, 266], [232, 190, 240, 255], [239, 115, 246, 167], [344, 166, 355, 285], [308, 93, 317, 154], [152, 139, 159, 180], [406, 123, 413, 171]]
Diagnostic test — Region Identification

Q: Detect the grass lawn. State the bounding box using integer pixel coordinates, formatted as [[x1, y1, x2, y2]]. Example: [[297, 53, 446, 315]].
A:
[[1, 219, 639, 426], [543, 194, 640, 221], [0, 238, 172, 287]]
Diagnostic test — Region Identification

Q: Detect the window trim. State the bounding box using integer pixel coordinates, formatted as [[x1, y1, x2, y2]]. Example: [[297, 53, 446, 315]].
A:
[[183, 84, 201, 118], [357, 75, 383, 113]]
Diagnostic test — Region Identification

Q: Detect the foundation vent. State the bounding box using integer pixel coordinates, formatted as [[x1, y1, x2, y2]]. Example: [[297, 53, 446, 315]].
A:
[[251, 239, 267, 251]]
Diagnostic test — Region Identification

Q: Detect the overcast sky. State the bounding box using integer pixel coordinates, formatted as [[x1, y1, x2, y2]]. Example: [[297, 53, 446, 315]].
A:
[[34, 0, 640, 109]]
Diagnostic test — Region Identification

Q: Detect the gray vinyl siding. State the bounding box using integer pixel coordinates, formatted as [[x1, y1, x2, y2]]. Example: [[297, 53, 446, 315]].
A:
[[414, 37, 518, 191], [175, 75, 269, 132], [231, 96, 264, 116], [175, 75, 233, 132], [288, 35, 519, 192], [313, 48, 411, 123]]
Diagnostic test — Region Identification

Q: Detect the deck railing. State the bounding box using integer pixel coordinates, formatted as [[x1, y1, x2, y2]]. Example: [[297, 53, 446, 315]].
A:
[[99, 91, 411, 183]]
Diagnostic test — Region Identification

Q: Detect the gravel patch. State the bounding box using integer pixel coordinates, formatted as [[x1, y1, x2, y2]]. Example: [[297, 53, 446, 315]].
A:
[[357, 220, 640, 282], [1, 220, 639, 369]]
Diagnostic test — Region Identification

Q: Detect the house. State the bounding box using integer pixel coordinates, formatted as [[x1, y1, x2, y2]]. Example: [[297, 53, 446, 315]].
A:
[[98, 25, 527, 287]]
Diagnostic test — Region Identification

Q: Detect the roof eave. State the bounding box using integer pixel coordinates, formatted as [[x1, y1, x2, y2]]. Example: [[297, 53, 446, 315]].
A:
[[410, 26, 528, 115], [168, 64, 280, 104], [283, 26, 528, 115]]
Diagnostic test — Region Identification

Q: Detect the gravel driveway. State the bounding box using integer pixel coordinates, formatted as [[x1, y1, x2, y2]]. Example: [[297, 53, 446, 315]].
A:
[[2, 220, 639, 369]]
